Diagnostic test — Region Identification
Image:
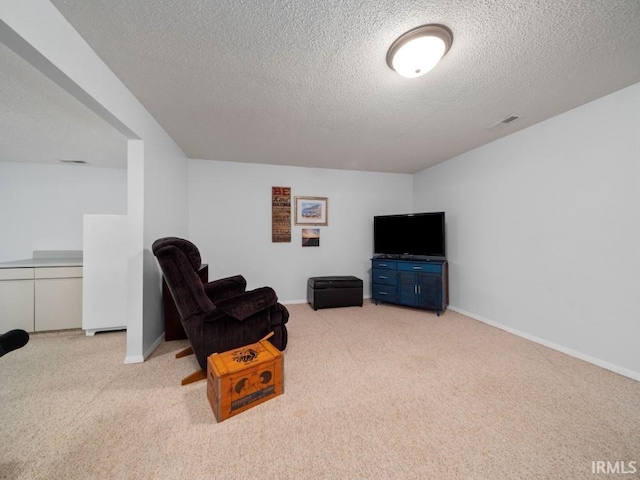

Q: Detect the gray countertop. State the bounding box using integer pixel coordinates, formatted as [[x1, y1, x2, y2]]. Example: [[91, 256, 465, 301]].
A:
[[0, 258, 83, 268], [0, 250, 83, 269]]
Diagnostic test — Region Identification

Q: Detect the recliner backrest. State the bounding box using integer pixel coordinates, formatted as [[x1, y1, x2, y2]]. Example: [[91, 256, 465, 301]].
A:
[[152, 237, 215, 321]]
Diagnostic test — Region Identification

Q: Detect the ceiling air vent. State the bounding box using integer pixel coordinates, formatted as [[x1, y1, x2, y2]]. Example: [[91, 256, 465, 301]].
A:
[[486, 115, 520, 131], [59, 159, 88, 165]]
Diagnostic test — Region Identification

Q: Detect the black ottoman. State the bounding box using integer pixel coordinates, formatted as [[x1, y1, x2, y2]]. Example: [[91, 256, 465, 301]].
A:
[[307, 276, 363, 310]]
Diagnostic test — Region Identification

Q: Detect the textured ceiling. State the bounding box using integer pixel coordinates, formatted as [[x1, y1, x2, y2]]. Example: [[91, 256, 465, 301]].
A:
[[5, 0, 640, 173], [0, 42, 127, 168]]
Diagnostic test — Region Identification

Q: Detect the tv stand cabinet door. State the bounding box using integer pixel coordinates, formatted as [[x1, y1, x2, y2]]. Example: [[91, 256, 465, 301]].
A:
[[398, 272, 419, 306], [417, 273, 442, 310]]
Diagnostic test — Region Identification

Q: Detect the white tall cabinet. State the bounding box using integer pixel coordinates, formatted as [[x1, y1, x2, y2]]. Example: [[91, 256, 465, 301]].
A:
[[82, 214, 127, 335]]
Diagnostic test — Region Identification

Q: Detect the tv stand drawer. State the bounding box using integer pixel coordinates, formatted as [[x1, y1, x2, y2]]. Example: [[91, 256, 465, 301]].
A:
[[372, 260, 397, 270], [396, 262, 442, 274], [372, 284, 397, 302], [372, 269, 397, 286]]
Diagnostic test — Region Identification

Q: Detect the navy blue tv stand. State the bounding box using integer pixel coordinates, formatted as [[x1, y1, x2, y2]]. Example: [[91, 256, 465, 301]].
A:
[[371, 258, 448, 315]]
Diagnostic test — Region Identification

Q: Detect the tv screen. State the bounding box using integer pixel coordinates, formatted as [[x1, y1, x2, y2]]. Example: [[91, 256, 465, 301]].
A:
[[374, 212, 445, 259]]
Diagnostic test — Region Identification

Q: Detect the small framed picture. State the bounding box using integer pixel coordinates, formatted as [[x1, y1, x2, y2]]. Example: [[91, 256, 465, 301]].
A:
[[302, 228, 320, 247], [294, 196, 328, 226]]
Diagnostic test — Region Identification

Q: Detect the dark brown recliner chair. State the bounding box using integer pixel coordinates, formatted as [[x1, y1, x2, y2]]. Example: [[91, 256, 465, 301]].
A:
[[152, 237, 288, 384]]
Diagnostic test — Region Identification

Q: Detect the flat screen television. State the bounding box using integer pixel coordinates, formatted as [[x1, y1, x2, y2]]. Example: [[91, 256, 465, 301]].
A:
[[373, 212, 446, 260]]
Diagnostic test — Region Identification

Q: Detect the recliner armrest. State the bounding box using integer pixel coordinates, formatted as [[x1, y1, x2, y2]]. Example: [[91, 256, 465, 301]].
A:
[[213, 287, 278, 321], [204, 275, 247, 301]]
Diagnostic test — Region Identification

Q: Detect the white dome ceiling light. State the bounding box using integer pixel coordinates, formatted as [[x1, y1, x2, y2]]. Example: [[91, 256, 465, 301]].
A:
[[387, 24, 453, 78]]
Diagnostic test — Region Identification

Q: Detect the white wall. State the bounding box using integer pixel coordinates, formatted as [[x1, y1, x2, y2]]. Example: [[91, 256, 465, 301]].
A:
[[413, 82, 640, 379], [189, 160, 413, 303], [142, 154, 189, 354], [0, 161, 126, 262]]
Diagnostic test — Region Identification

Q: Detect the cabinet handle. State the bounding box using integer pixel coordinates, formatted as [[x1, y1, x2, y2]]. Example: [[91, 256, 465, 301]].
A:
[[418, 285, 421, 294], [412, 266, 422, 270], [379, 263, 387, 267], [379, 276, 387, 279], [414, 285, 417, 294], [378, 292, 388, 295]]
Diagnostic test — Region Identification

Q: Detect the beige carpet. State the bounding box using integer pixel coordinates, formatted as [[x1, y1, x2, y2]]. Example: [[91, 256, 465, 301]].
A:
[[1, 302, 639, 480]]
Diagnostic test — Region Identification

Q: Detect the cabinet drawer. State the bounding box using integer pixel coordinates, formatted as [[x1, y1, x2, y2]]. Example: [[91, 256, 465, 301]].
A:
[[397, 262, 442, 274], [372, 260, 397, 270], [35, 267, 83, 279], [0, 268, 34, 280], [372, 269, 397, 286], [372, 284, 397, 302]]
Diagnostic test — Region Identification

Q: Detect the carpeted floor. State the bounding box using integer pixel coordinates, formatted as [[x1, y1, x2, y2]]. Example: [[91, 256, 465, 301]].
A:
[[1, 302, 639, 479]]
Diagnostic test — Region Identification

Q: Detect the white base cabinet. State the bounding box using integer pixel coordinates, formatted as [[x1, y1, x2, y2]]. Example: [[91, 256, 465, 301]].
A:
[[0, 266, 82, 332], [34, 267, 83, 331], [0, 269, 34, 332]]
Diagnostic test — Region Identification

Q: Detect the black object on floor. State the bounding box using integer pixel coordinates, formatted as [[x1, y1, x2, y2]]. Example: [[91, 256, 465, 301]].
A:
[[0, 329, 30, 358], [307, 276, 363, 310]]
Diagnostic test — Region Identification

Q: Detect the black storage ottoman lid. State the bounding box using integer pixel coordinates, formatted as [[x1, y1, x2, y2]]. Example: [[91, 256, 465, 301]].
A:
[[308, 276, 363, 289]]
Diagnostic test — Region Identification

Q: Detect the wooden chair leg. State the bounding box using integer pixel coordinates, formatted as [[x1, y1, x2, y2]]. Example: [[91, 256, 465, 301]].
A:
[[175, 346, 194, 359], [181, 369, 206, 386]]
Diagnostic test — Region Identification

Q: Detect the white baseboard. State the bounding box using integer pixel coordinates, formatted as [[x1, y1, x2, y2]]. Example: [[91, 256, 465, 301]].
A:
[[123, 355, 143, 364], [143, 332, 165, 360], [123, 332, 164, 364], [448, 305, 640, 382]]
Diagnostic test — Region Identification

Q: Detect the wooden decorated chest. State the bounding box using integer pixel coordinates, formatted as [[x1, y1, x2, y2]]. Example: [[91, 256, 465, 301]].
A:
[[207, 338, 284, 422]]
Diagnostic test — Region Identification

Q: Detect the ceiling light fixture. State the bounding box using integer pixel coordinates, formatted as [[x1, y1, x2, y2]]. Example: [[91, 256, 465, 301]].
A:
[[387, 24, 453, 78]]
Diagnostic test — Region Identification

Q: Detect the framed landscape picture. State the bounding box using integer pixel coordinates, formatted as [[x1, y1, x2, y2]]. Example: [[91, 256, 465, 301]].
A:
[[294, 196, 328, 226], [302, 228, 320, 247]]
